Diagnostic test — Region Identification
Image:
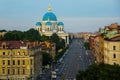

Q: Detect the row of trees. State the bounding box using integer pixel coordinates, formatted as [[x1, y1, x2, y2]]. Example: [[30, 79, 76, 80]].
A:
[[76, 63, 120, 80], [0, 28, 40, 41]]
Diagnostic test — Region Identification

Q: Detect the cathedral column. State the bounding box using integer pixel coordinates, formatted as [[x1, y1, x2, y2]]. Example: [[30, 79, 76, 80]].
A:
[[67, 35, 69, 45], [65, 35, 69, 46]]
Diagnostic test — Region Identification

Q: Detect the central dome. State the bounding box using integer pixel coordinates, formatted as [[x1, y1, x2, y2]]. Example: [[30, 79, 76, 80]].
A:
[[42, 12, 57, 21]]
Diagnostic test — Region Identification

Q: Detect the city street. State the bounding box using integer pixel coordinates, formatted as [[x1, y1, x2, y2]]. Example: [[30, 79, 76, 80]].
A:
[[56, 38, 95, 80]]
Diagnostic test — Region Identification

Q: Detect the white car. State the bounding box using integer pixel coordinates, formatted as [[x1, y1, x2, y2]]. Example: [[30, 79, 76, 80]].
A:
[[52, 71, 57, 78]]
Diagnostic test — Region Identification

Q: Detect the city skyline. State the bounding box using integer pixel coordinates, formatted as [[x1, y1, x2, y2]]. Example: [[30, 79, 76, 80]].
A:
[[0, 0, 120, 32]]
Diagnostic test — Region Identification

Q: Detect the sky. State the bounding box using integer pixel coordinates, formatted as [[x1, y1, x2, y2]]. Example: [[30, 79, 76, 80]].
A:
[[0, 0, 120, 32]]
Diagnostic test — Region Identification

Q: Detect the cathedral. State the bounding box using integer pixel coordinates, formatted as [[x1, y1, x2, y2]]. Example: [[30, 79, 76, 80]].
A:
[[35, 6, 69, 45]]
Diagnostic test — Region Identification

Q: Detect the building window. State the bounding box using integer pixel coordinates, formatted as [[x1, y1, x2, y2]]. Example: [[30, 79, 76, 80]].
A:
[[12, 69, 15, 75], [22, 69, 25, 74], [23, 52, 25, 55], [8, 60, 10, 65], [22, 78, 25, 80], [13, 60, 15, 65], [8, 51, 10, 56], [17, 78, 20, 80], [3, 52, 5, 55], [3, 45, 5, 49], [18, 60, 20, 65], [113, 54, 116, 58], [113, 46, 116, 50], [8, 69, 10, 75], [12, 51, 15, 55], [2, 60, 5, 65], [2, 69, 5, 74], [30, 59, 33, 65], [18, 69, 20, 74], [18, 52, 20, 55], [23, 60, 25, 65]]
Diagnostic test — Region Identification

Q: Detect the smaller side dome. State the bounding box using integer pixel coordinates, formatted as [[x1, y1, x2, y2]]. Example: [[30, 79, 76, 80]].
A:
[[57, 22, 64, 26], [46, 22, 52, 26], [36, 22, 42, 26]]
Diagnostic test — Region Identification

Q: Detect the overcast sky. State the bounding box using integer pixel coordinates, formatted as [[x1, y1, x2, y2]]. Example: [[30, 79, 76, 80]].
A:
[[0, 0, 120, 32]]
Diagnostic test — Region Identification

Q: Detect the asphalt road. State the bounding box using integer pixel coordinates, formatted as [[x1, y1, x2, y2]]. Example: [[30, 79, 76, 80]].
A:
[[56, 38, 95, 80]]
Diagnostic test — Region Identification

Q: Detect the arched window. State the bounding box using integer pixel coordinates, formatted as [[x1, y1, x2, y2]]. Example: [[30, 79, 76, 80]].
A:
[[113, 54, 116, 58], [3, 45, 5, 49], [23, 52, 25, 55], [18, 52, 20, 55], [113, 46, 116, 50], [113, 62, 116, 65]]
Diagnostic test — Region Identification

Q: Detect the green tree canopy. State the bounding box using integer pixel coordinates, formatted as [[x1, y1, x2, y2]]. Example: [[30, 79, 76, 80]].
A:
[[3, 30, 24, 41], [2, 28, 41, 41], [84, 42, 90, 50], [50, 33, 65, 51], [40, 35, 49, 42], [42, 52, 53, 66], [0, 29, 7, 32], [24, 28, 41, 41], [76, 63, 120, 80], [50, 33, 59, 43]]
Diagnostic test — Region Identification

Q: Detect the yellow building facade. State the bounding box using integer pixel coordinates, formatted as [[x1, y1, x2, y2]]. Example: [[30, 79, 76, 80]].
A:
[[0, 41, 42, 80], [104, 40, 120, 65], [99, 35, 104, 62], [0, 49, 33, 80]]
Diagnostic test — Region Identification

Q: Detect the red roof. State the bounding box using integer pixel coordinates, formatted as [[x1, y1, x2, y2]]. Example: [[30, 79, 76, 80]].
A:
[[0, 41, 37, 49]]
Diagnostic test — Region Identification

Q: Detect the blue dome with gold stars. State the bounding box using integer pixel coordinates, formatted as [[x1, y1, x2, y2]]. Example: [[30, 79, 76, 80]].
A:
[[36, 22, 42, 26], [57, 22, 64, 26], [42, 5, 57, 21], [43, 12, 57, 21]]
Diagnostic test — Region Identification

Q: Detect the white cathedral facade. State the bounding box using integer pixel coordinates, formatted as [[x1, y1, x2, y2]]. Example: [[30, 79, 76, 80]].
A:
[[35, 6, 69, 45]]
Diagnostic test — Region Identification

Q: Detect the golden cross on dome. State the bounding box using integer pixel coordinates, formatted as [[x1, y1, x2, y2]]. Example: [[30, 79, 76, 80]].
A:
[[48, 3, 52, 11]]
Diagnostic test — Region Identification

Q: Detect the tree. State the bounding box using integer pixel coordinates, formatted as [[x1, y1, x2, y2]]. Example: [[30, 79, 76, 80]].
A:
[[3, 28, 41, 41], [0, 29, 7, 32], [50, 33, 59, 43], [24, 28, 41, 41], [42, 52, 53, 66], [40, 35, 49, 42], [3, 30, 24, 41], [50, 33, 65, 51], [84, 42, 90, 50], [76, 63, 120, 80]]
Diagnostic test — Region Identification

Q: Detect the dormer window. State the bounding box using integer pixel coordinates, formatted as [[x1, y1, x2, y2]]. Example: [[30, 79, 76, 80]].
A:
[[3, 45, 5, 49], [28, 45, 30, 49]]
